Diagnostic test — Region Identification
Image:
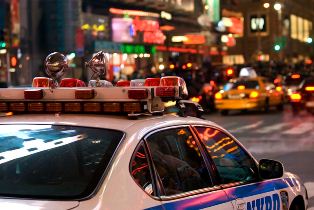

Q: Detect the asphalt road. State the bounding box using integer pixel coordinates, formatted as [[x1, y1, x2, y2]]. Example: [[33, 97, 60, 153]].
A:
[[203, 106, 314, 209]]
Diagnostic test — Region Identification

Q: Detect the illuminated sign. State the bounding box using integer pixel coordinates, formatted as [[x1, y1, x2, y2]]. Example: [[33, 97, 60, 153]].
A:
[[112, 17, 165, 44], [121, 44, 156, 54], [184, 34, 206, 45], [109, 8, 159, 18], [206, 0, 220, 22], [250, 15, 267, 33]]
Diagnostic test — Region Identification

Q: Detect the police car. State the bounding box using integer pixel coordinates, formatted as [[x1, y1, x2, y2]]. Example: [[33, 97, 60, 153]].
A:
[[0, 52, 308, 210]]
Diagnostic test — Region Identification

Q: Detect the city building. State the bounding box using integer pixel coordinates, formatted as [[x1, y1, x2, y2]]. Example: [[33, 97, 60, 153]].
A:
[[221, 0, 314, 65]]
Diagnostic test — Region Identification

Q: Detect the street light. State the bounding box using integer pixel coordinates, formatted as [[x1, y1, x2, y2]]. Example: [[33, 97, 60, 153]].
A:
[[274, 3, 282, 11], [263, 3, 270, 9]]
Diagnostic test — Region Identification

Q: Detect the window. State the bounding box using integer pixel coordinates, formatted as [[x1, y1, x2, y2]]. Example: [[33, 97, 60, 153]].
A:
[[130, 143, 154, 195], [195, 127, 258, 184], [146, 127, 212, 196], [0, 124, 124, 199]]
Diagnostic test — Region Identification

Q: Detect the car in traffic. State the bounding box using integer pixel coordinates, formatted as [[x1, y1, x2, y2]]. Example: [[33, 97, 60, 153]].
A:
[[283, 73, 304, 100], [214, 76, 284, 115], [289, 77, 314, 115]]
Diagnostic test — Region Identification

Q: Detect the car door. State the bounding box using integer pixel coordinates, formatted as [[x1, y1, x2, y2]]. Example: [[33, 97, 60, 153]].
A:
[[193, 126, 283, 210], [144, 126, 234, 210]]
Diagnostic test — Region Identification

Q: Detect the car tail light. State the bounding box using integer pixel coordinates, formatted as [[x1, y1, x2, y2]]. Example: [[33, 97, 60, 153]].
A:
[[156, 87, 175, 97], [144, 78, 160, 86], [305, 86, 314, 91], [64, 103, 81, 112], [249, 91, 259, 99], [276, 86, 282, 91], [123, 102, 141, 113], [290, 93, 302, 102], [191, 96, 202, 103], [103, 103, 121, 112], [10, 102, 26, 112], [28, 102, 44, 112], [46, 103, 62, 112], [291, 74, 300, 79], [83, 103, 101, 112], [75, 89, 95, 99], [128, 89, 148, 99], [116, 80, 130, 87], [24, 89, 43, 100], [0, 102, 8, 112], [32, 77, 53, 87], [215, 92, 223, 100]]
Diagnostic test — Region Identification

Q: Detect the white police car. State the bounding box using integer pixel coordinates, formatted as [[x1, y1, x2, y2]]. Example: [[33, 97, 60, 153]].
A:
[[0, 53, 308, 210]]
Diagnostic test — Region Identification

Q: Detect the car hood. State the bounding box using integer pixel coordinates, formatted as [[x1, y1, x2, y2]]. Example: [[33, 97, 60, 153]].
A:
[[0, 199, 79, 210]]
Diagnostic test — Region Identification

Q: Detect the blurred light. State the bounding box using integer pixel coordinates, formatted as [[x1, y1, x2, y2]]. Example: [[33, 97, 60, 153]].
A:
[[160, 25, 175, 31], [134, 54, 138, 58], [9, 68, 16, 72], [187, 63, 192, 68], [191, 96, 202, 103], [144, 54, 150, 58], [274, 3, 282, 11], [250, 91, 259, 99], [139, 54, 144, 58], [237, 85, 245, 90], [290, 93, 301, 101], [169, 64, 175, 69], [0, 49, 7, 54], [307, 37, 313, 44], [221, 35, 229, 43], [274, 44, 281, 51], [305, 86, 314, 91], [159, 64, 165, 70], [291, 74, 300, 79], [215, 92, 223, 100], [10, 56, 17, 67], [182, 65, 187, 70], [276, 86, 282, 91], [204, 5, 209, 10], [66, 53, 76, 60], [226, 68, 234, 76], [109, 8, 160, 18], [0, 41, 6, 48], [26, 56, 30, 61], [263, 3, 270, 8], [122, 53, 128, 61], [172, 36, 187, 42], [161, 11, 172, 20]]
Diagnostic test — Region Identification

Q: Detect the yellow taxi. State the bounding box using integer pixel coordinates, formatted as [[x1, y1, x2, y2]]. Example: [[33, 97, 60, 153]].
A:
[[215, 76, 284, 115]]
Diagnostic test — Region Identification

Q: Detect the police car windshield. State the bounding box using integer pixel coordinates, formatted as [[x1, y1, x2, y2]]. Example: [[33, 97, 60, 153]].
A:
[[0, 124, 124, 199], [231, 80, 260, 90]]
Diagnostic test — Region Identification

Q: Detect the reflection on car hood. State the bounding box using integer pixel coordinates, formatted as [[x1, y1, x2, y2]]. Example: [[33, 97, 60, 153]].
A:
[[0, 199, 79, 210]]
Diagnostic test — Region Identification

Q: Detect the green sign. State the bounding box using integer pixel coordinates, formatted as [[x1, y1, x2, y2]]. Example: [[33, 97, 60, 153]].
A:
[[206, 0, 220, 23], [121, 44, 156, 55]]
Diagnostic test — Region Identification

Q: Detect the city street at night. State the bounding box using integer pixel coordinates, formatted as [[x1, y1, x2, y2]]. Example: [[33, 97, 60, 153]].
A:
[[205, 107, 314, 209]]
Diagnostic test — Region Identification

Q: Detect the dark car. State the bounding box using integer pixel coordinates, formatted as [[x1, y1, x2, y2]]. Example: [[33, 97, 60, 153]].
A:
[[289, 77, 314, 114]]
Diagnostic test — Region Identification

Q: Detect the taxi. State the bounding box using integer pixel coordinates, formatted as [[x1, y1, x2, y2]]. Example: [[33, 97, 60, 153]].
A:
[[0, 52, 308, 210], [215, 76, 284, 115]]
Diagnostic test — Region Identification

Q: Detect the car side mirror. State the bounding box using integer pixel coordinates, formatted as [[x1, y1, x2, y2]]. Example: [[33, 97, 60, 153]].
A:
[[259, 159, 283, 180]]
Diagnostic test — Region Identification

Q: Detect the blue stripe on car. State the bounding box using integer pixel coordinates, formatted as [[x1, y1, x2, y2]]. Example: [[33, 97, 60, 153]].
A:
[[145, 178, 295, 210]]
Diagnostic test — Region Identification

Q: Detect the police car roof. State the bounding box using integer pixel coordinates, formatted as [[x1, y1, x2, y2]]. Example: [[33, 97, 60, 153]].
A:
[[0, 114, 219, 135]]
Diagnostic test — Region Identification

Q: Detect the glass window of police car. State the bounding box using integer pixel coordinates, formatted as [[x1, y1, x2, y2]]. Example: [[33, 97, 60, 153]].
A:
[[0, 124, 124, 199], [131, 127, 214, 197], [194, 126, 258, 185]]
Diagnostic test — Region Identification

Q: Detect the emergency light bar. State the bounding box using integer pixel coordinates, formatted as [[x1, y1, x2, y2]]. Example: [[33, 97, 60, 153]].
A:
[[0, 76, 188, 116]]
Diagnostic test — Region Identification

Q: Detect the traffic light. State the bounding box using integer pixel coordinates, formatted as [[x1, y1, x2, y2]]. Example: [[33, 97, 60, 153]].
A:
[[0, 29, 6, 48], [10, 56, 17, 68], [274, 36, 286, 52]]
